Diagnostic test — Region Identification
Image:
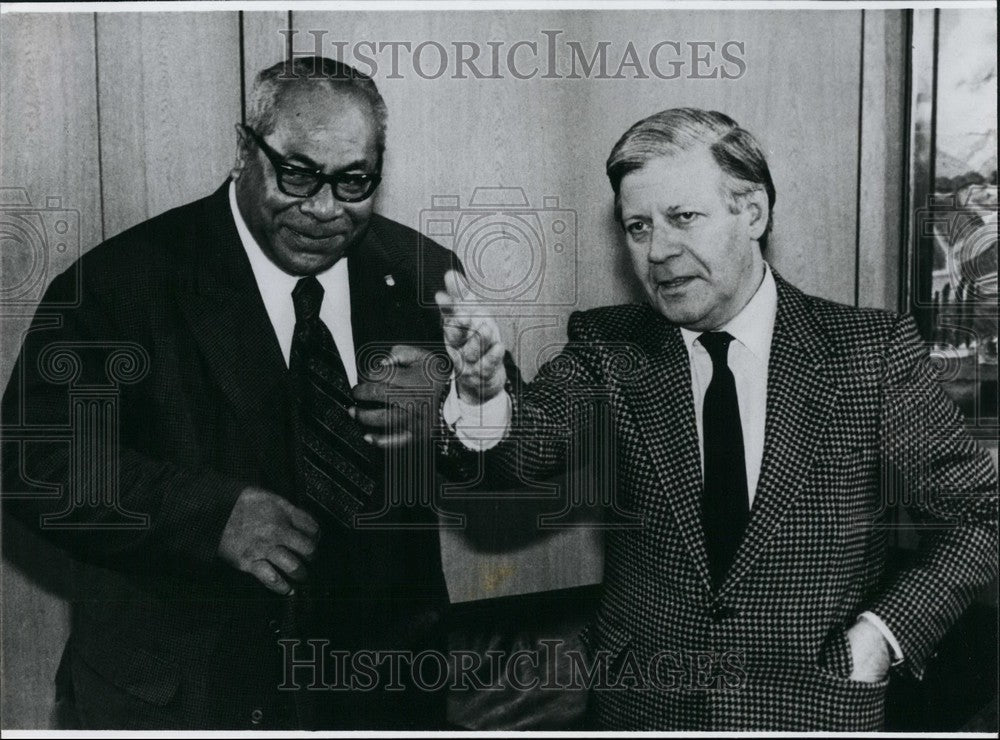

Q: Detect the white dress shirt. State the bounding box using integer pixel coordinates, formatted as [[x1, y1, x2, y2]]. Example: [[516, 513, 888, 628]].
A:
[[228, 181, 358, 384]]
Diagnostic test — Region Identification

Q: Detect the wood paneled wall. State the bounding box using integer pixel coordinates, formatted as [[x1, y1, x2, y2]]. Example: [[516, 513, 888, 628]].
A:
[[0, 9, 905, 728]]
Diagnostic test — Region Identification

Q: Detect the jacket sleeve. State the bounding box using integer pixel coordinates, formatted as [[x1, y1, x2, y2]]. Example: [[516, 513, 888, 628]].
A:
[[1, 266, 246, 573], [866, 313, 998, 679]]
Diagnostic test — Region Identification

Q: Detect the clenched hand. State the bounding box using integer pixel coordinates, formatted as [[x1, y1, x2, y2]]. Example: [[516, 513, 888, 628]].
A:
[[217, 486, 320, 595], [434, 269, 507, 405], [351, 344, 448, 450]]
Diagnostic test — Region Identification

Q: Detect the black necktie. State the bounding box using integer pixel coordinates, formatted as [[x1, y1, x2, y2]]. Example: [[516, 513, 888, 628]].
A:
[[699, 331, 750, 587], [290, 276, 377, 525]]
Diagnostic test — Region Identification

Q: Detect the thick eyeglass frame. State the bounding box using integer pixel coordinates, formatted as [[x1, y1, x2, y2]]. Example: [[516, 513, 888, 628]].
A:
[[241, 124, 382, 202]]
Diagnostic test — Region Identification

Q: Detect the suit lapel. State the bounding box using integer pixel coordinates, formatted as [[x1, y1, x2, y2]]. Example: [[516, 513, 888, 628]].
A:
[[349, 223, 393, 354], [717, 274, 840, 597], [627, 308, 714, 593], [348, 217, 432, 353], [175, 183, 292, 488]]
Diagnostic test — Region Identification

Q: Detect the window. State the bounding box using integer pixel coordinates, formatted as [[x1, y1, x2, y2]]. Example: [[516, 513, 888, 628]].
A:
[[906, 9, 998, 438]]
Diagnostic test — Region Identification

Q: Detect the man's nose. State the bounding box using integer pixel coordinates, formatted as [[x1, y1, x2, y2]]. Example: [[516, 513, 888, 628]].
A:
[[648, 227, 683, 263], [299, 183, 343, 220]]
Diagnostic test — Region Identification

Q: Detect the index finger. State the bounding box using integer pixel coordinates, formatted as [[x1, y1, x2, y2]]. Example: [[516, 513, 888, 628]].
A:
[[435, 289, 461, 319], [352, 381, 387, 405], [279, 529, 319, 563], [283, 503, 320, 540], [443, 269, 471, 303]]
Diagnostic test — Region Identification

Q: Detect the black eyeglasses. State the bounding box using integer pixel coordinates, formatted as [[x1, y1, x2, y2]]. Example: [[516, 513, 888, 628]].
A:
[[242, 125, 382, 202]]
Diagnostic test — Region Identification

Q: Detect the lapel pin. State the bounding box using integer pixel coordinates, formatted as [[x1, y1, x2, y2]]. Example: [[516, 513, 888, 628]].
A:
[[384, 274, 395, 287]]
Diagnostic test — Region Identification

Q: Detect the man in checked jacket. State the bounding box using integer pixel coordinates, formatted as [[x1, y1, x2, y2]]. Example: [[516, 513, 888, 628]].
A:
[[417, 108, 998, 730]]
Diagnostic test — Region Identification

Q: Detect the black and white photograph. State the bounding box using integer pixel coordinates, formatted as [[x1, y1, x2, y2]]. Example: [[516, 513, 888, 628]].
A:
[[0, 0, 997, 733]]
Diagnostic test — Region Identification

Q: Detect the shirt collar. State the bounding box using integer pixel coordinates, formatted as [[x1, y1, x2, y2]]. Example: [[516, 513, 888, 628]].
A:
[[679, 263, 778, 362]]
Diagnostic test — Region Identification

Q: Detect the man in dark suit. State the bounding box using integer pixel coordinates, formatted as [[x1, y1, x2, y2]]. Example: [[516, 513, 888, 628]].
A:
[[1, 57, 455, 729], [425, 108, 998, 730]]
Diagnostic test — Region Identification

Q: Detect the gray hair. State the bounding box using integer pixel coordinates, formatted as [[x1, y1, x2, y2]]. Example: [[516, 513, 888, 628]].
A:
[[606, 108, 776, 250], [246, 56, 388, 154]]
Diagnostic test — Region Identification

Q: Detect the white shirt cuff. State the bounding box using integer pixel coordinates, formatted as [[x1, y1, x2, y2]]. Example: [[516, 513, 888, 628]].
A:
[[858, 611, 904, 666], [441, 377, 511, 451]]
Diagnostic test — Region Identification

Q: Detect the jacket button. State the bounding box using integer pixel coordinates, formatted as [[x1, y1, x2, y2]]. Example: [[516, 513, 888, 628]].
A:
[[268, 619, 281, 635], [251, 708, 264, 725], [710, 605, 738, 622]]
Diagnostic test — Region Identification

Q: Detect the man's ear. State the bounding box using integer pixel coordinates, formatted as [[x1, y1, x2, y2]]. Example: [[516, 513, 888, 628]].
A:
[[231, 124, 249, 181], [744, 188, 769, 241]]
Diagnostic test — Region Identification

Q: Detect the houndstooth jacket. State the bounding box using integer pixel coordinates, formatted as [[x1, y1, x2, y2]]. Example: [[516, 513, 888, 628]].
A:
[[440, 272, 998, 731]]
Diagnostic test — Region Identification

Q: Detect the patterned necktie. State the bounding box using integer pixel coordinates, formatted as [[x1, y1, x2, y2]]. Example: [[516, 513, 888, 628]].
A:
[[699, 331, 750, 587], [290, 276, 377, 525]]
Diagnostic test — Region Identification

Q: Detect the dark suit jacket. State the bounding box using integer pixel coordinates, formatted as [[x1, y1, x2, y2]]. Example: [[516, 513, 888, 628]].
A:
[[1, 182, 457, 729], [440, 272, 998, 731]]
